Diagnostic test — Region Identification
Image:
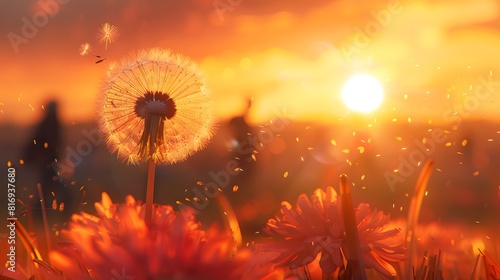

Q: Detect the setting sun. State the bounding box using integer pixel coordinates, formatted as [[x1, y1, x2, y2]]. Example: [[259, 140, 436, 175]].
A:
[[341, 73, 384, 113]]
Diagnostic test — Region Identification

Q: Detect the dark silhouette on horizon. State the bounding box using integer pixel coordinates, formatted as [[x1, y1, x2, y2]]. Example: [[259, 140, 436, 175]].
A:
[[226, 98, 256, 186], [22, 100, 75, 224]]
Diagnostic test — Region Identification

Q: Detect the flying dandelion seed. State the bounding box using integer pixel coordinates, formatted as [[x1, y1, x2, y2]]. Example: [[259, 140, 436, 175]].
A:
[[99, 48, 214, 165], [79, 43, 91, 56], [97, 23, 119, 49], [79, 42, 107, 64]]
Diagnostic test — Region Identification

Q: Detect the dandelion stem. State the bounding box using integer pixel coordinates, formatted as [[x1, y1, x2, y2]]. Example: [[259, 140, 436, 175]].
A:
[[36, 183, 52, 265], [215, 192, 242, 257], [16, 220, 43, 260], [339, 174, 367, 280], [16, 199, 35, 233], [145, 158, 156, 227], [480, 249, 500, 279], [470, 253, 481, 280], [405, 160, 434, 278], [16, 221, 44, 279]]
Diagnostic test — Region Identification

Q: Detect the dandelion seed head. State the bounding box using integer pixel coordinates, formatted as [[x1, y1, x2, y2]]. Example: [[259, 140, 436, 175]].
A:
[[99, 48, 214, 165]]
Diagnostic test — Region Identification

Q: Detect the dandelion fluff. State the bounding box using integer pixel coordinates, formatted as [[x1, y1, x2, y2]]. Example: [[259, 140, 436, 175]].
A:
[[97, 23, 119, 49], [79, 42, 90, 56], [99, 48, 214, 165]]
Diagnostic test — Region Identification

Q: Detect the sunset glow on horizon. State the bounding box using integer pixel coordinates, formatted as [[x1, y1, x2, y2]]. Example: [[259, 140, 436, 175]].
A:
[[1, 0, 500, 126]]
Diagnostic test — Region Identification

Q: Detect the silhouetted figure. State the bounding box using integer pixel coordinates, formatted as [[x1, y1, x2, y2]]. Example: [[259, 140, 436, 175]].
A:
[[22, 101, 73, 224], [226, 98, 256, 185]]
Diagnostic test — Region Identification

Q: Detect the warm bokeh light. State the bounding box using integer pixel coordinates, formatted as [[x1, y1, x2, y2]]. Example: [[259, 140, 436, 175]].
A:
[[1, 0, 500, 125], [341, 74, 384, 113]]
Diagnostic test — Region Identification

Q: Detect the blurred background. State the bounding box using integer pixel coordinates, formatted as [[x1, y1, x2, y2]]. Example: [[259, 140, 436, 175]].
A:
[[1, 0, 500, 244]]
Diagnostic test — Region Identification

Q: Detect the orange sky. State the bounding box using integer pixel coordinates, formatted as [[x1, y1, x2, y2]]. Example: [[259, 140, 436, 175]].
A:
[[1, 0, 500, 126]]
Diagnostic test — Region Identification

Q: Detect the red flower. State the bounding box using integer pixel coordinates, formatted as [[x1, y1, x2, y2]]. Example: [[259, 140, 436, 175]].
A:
[[259, 187, 405, 278], [51, 193, 258, 280]]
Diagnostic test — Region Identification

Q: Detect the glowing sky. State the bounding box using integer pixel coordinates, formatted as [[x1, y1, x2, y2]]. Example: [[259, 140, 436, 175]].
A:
[[1, 0, 500, 125]]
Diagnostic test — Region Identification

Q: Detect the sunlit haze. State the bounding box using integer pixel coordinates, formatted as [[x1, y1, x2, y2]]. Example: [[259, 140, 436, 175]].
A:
[[1, 0, 500, 126]]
